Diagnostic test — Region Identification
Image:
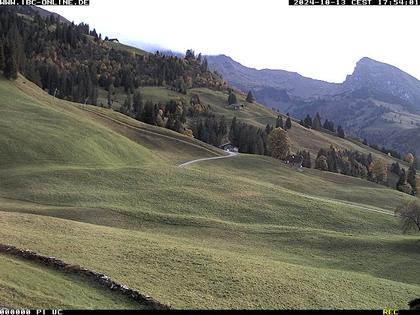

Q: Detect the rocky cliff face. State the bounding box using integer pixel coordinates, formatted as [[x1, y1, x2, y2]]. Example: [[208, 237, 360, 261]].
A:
[[341, 57, 420, 112]]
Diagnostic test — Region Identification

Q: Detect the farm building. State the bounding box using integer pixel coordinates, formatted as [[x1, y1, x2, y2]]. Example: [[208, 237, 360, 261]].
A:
[[286, 154, 303, 168], [229, 103, 243, 111], [219, 142, 236, 152]]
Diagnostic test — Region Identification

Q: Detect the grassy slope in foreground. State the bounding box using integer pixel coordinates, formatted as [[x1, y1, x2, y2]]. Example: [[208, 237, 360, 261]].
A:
[[0, 254, 144, 309], [0, 77, 419, 309]]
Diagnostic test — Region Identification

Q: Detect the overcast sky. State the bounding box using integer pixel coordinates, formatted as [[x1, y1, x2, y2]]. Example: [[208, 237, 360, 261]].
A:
[[41, 1, 420, 83]]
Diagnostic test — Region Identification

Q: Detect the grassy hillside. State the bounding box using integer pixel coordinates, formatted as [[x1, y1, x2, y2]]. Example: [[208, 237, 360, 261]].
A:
[[11, 76, 224, 165], [100, 84, 408, 168], [103, 40, 148, 56], [1, 77, 419, 309], [0, 254, 144, 309]]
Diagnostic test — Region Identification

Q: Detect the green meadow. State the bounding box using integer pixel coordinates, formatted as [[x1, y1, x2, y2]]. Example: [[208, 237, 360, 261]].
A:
[[0, 254, 144, 309], [0, 77, 419, 309], [99, 84, 409, 167]]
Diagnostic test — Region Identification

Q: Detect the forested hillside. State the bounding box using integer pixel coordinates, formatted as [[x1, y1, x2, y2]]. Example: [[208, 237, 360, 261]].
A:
[[0, 6, 225, 105]]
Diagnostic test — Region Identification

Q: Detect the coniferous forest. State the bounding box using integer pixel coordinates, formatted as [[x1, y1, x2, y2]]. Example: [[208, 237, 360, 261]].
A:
[[0, 6, 225, 105]]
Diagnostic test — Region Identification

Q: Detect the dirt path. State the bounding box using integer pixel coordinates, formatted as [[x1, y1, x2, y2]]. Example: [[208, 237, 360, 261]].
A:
[[178, 151, 238, 167]]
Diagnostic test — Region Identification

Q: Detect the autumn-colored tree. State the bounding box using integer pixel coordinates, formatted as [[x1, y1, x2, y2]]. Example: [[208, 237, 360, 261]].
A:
[[395, 200, 420, 233], [372, 158, 387, 183], [405, 153, 415, 165], [267, 127, 290, 160], [183, 128, 193, 138], [315, 155, 328, 171]]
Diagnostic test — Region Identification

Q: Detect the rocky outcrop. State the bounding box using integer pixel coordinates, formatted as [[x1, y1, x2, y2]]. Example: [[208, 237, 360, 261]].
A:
[[0, 244, 170, 310]]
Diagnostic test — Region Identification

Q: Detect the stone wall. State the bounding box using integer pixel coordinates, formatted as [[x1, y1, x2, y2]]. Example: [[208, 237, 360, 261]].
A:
[[0, 244, 170, 310]]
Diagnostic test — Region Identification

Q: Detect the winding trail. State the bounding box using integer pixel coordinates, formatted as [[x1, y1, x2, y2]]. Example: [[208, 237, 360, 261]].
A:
[[178, 151, 238, 167], [178, 152, 395, 218]]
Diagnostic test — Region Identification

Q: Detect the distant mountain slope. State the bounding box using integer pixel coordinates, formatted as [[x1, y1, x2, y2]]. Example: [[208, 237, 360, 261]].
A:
[[341, 57, 420, 113], [208, 54, 420, 155], [290, 58, 420, 155], [206, 55, 340, 99]]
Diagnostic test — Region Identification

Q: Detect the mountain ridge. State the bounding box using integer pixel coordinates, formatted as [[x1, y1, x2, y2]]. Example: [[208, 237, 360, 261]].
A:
[[207, 54, 340, 99], [207, 54, 420, 155]]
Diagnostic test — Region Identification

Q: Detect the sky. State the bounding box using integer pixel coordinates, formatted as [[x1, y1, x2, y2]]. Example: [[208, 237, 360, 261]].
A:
[[41, 0, 420, 83]]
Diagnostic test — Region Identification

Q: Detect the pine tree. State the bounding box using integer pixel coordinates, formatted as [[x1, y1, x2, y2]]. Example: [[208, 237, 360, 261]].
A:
[[256, 136, 265, 155], [304, 151, 312, 168], [367, 153, 373, 166], [323, 119, 329, 130], [228, 92, 238, 105], [303, 114, 312, 128], [326, 147, 339, 173], [390, 162, 401, 176], [298, 150, 312, 168], [337, 125, 345, 138], [322, 119, 335, 132], [173, 118, 182, 133], [133, 90, 143, 119], [90, 86, 98, 105], [407, 159, 417, 196], [141, 101, 157, 125], [121, 94, 132, 115], [246, 91, 255, 103], [3, 41, 17, 80], [200, 58, 208, 72], [285, 116, 292, 130], [275, 115, 284, 129], [397, 169, 407, 190], [312, 112, 322, 130], [218, 116, 227, 140], [107, 83, 114, 108], [0, 42, 4, 71], [185, 49, 195, 61], [229, 116, 238, 146]]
